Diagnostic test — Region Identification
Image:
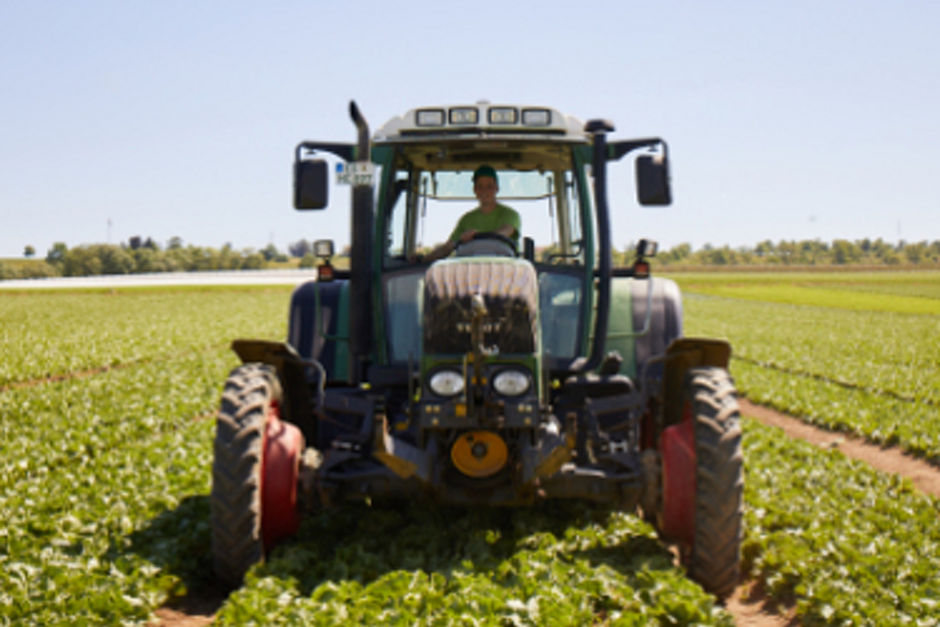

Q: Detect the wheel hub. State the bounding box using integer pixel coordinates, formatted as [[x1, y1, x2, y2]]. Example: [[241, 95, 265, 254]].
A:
[[451, 431, 508, 478]]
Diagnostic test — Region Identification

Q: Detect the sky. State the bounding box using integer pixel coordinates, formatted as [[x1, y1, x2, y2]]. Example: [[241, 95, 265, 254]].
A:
[[1, 0, 938, 259]]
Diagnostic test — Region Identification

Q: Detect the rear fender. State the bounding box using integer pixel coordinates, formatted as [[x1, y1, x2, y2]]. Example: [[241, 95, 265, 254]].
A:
[[232, 339, 317, 447], [660, 338, 731, 429]]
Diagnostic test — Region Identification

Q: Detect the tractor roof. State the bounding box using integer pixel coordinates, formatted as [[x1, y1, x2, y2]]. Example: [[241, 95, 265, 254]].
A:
[[374, 102, 588, 144]]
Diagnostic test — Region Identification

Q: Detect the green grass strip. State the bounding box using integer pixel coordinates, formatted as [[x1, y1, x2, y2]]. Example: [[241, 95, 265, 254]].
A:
[[683, 284, 940, 314]]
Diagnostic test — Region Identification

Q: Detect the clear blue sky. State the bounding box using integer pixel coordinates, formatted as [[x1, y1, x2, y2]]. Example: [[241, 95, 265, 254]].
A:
[[2, 0, 938, 258]]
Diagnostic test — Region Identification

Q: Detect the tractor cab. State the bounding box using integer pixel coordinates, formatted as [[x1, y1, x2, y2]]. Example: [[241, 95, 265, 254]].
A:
[[211, 101, 744, 600], [292, 103, 671, 384]]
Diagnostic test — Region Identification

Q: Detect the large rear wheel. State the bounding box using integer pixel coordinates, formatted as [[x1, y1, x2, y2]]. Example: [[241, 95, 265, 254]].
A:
[[210, 363, 304, 587], [659, 366, 743, 599]]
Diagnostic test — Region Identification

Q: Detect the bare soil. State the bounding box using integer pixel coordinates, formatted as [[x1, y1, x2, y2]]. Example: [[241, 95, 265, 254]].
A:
[[150, 400, 940, 626]]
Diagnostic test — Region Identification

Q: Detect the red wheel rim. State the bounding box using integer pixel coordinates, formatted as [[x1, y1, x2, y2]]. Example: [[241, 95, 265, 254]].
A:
[[660, 402, 695, 545], [261, 401, 304, 551]]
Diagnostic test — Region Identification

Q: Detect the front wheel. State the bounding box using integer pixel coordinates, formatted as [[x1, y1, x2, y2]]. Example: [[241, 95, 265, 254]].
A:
[[659, 366, 743, 599], [210, 363, 304, 587]]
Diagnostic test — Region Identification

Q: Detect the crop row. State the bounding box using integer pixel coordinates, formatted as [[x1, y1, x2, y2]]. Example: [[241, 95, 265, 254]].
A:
[[0, 287, 292, 386], [0, 353, 733, 624], [218, 504, 733, 625], [214, 415, 940, 626], [4, 280, 939, 624], [0, 349, 233, 624], [731, 359, 940, 462], [682, 294, 940, 405], [742, 419, 940, 624], [0, 348, 236, 492], [0, 287, 293, 623]]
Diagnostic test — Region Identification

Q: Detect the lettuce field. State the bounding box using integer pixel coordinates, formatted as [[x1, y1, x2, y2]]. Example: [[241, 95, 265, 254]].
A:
[[1, 273, 939, 625]]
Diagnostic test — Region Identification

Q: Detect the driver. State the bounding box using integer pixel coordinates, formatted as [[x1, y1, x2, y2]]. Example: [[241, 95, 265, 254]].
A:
[[422, 165, 521, 262]]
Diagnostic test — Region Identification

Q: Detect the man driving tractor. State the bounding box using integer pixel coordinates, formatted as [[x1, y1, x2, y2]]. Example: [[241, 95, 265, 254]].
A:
[[422, 164, 521, 262]]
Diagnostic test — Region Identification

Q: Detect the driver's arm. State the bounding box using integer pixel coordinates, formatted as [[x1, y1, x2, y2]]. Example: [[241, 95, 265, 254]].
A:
[[493, 223, 516, 239], [423, 238, 457, 262], [421, 218, 474, 262]]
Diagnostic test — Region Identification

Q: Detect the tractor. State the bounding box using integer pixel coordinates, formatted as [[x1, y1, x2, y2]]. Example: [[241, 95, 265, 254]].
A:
[[210, 101, 743, 599]]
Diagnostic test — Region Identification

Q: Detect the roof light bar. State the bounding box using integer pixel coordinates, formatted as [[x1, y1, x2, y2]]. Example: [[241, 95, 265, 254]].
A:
[[522, 108, 551, 127], [416, 109, 445, 126], [488, 107, 518, 124], [449, 107, 479, 125]]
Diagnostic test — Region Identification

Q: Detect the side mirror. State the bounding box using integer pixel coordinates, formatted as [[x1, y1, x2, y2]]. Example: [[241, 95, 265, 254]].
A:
[[636, 154, 672, 206], [293, 159, 329, 209], [636, 238, 658, 258]]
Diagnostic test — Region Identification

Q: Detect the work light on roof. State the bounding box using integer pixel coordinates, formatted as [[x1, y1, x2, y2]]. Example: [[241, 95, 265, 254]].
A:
[[488, 107, 518, 124], [416, 109, 445, 126], [449, 107, 479, 125], [522, 108, 551, 127]]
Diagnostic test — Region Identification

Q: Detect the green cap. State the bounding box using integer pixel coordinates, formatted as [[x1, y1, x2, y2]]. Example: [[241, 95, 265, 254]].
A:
[[472, 164, 498, 183]]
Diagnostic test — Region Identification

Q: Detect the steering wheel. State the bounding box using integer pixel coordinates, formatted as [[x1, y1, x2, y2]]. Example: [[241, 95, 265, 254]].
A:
[[456, 232, 517, 257], [471, 232, 516, 248]]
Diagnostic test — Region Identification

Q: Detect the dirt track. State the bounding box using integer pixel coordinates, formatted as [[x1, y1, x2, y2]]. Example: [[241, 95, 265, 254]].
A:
[[151, 401, 940, 626]]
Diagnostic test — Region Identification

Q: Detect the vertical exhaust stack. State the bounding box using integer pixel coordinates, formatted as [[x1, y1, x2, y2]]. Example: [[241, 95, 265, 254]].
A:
[[580, 118, 615, 374], [348, 101, 373, 384]]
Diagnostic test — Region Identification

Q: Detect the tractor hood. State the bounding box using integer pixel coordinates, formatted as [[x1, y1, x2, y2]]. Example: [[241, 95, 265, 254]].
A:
[[423, 257, 539, 355]]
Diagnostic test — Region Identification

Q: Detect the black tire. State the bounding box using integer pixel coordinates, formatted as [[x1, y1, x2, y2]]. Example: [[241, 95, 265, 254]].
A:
[[210, 363, 281, 587], [686, 366, 743, 600]]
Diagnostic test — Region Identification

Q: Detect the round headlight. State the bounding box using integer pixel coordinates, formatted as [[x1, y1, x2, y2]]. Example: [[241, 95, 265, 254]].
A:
[[429, 369, 465, 396], [493, 369, 530, 396]]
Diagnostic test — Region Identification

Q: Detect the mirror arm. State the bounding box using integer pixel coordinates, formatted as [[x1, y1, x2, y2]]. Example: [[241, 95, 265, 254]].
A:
[[607, 138, 668, 162], [294, 141, 355, 163]]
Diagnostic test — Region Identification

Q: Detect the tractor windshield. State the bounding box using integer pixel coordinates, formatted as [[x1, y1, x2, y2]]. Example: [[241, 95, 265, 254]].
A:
[[384, 168, 585, 264], [378, 145, 593, 370]]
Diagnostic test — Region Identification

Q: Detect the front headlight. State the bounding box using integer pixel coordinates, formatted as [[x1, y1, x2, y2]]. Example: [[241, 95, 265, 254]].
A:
[[493, 369, 530, 396], [429, 369, 465, 396]]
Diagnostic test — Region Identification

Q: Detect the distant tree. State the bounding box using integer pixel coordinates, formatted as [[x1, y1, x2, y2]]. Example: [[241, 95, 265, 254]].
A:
[[904, 241, 929, 264], [62, 247, 102, 276], [832, 239, 861, 264], [261, 243, 280, 262], [128, 236, 143, 250], [167, 236, 184, 250], [46, 242, 68, 265], [288, 239, 311, 258], [143, 237, 158, 250], [241, 253, 265, 270], [298, 253, 316, 268], [23, 245, 36, 258], [99, 245, 135, 274]]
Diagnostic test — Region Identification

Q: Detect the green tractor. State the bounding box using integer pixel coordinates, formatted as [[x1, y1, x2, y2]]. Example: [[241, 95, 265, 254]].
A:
[[210, 101, 743, 598]]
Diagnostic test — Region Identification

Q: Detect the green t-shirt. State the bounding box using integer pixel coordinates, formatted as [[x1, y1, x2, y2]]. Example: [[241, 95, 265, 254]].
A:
[[448, 203, 521, 245]]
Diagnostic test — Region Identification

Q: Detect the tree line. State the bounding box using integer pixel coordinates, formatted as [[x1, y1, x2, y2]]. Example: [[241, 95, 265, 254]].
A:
[[2, 237, 939, 280], [1, 237, 318, 280]]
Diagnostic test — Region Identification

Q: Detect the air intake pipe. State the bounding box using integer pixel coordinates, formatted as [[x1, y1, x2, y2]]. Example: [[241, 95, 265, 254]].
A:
[[347, 101, 373, 384], [578, 118, 615, 374]]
